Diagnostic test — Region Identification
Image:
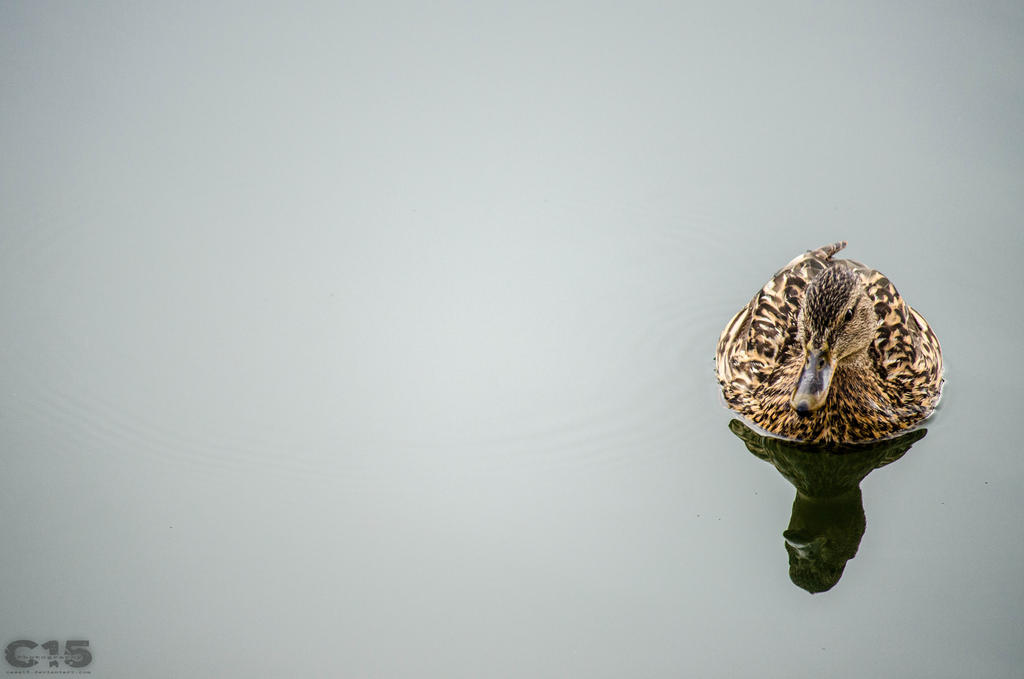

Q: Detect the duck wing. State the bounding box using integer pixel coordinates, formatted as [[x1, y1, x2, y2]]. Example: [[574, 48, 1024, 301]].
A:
[[851, 266, 944, 407]]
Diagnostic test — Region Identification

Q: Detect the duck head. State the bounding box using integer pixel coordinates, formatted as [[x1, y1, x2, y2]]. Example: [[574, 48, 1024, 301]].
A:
[[791, 265, 876, 415]]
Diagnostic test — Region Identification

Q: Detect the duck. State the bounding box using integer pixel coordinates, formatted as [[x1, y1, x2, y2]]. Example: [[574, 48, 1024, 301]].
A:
[[715, 241, 943, 443]]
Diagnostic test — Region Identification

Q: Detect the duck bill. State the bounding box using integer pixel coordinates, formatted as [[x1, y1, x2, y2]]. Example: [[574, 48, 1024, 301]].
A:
[[783, 530, 826, 557], [791, 348, 836, 415]]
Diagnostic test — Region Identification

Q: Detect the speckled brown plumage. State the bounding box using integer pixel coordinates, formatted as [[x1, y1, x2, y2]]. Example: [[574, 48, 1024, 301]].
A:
[[716, 242, 943, 443]]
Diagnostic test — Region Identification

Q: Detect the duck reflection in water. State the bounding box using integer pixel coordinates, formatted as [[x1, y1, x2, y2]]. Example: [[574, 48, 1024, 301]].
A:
[[728, 420, 926, 593]]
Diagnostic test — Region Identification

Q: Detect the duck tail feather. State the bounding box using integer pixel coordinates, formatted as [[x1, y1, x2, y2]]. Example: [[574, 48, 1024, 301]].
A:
[[810, 241, 847, 260]]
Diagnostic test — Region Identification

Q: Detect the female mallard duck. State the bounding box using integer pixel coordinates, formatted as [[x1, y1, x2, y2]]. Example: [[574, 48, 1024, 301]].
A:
[[716, 241, 943, 443]]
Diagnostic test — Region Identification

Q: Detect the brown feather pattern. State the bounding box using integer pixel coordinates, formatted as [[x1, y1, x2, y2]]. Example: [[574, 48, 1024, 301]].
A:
[[715, 242, 944, 443]]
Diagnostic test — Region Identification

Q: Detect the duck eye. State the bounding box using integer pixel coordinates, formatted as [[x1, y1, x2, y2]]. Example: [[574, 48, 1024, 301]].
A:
[[844, 307, 854, 323]]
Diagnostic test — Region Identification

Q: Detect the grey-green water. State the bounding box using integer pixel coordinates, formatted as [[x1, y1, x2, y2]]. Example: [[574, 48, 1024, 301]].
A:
[[2, 3, 1022, 677]]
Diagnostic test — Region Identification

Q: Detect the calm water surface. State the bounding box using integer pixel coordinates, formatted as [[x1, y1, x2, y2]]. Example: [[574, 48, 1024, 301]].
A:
[[2, 3, 1022, 678]]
